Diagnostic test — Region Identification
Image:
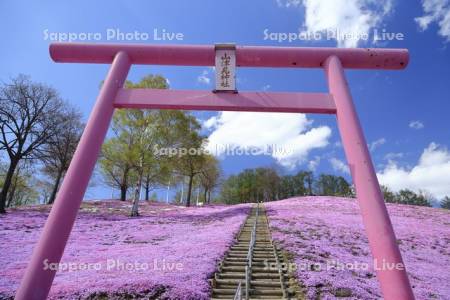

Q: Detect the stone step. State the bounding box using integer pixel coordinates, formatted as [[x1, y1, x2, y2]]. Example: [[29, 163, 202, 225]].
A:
[[231, 245, 273, 249], [227, 253, 275, 258], [223, 257, 275, 262], [217, 272, 281, 280], [226, 251, 274, 256], [212, 288, 283, 296], [222, 261, 273, 267], [211, 204, 296, 299], [215, 278, 282, 287], [230, 246, 273, 250], [251, 289, 284, 296], [224, 257, 276, 263], [211, 298, 283, 300], [220, 266, 280, 272]]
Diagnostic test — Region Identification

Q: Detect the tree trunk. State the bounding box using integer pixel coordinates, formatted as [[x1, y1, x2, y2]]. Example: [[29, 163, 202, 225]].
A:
[[5, 188, 14, 208], [120, 185, 127, 201], [180, 180, 184, 203], [0, 159, 19, 213], [186, 174, 194, 207], [204, 188, 208, 204], [208, 190, 211, 204], [131, 183, 141, 217], [48, 170, 63, 204], [306, 178, 313, 195], [144, 178, 150, 201], [196, 186, 200, 206], [131, 170, 143, 217], [119, 169, 129, 201], [6, 171, 19, 208]]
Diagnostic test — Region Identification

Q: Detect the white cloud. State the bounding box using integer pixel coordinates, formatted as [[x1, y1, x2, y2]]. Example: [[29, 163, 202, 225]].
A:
[[204, 112, 331, 169], [384, 152, 404, 160], [369, 138, 386, 151], [409, 120, 424, 129], [203, 115, 218, 129], [334, 141, 342, 148], [329, 157, 350, 174], [308, 156, 321, 171], [277, 0, 393, 47], [197, 69, 211, 85], [416, 0, 450, 41], [276, 0, 301, 7], [262, 84, 271, 91], [377, 143, 450, 199]]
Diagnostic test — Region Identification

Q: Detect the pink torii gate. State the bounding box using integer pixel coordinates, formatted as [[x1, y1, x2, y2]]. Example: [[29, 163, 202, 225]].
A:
[[15, 43, 414, 300]]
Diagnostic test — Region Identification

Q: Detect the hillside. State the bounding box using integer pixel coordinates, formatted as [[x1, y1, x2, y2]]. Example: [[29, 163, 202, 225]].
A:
[[0, 201, 250, 299], [0, 198, 449, 299], [265, 197, 450, 299]]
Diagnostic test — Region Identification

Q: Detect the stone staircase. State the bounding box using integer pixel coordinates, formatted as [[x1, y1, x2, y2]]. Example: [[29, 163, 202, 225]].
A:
[[210, 204, 298, 300]]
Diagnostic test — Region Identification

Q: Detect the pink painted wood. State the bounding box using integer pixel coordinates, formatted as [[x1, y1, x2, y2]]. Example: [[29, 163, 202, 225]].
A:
[[114, 89, 336, 114], [50, 43, 409, 69], [325, 56, 414, 300], [15, 51, 131, 300], [16, 43, 414, 300]]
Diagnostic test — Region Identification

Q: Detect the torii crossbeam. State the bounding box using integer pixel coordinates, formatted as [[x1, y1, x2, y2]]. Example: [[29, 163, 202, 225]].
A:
[[15, 43, 414, 300]]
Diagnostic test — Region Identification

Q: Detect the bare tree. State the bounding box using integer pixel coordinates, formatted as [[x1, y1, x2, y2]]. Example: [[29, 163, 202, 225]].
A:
[[0, 75, 62, 213], [40, 106, 83, 204]]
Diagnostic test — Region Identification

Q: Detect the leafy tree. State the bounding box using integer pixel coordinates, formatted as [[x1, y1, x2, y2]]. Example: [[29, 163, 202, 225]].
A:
[[171, 174, 188, 204], [278, 171, 313, 199], [173, 115, 206, 207], [124, 75, 194, 215], [220, 174, 240, 204], [220, 167, 280, 204], [126, 75, 169, 207], [255, 167, 280, 202], [124, 74, 168, 90], [394, 189, 432, 207], [99, 75, 168, 203], [127, 109, 158, 216], [441, 196, 450, 209], [303, 171, 314, 195], [130, 109, 203, 213], [199, 155, 221, 204], [0, 161, 39, 207], [315, 174, 352, 197], [238, 169, 255, 202], [100, 75, 205, 213], [0, 75, 62, 213], [381, 185, 396, 203], [144, 110, 194, 200], [40, 106, 83, 204], [149, 192, 158, 202], [278, 175, 296, 199], [99, 135, 136, 201], [34, 178, 53, 204]]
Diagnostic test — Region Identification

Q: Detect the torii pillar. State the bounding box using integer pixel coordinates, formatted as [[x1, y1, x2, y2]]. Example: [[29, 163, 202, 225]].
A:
[[15, 43, 414, 300]]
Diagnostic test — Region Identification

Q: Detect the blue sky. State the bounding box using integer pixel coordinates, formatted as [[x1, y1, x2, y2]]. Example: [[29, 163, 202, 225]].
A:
[[1, 0, 449, 201]]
